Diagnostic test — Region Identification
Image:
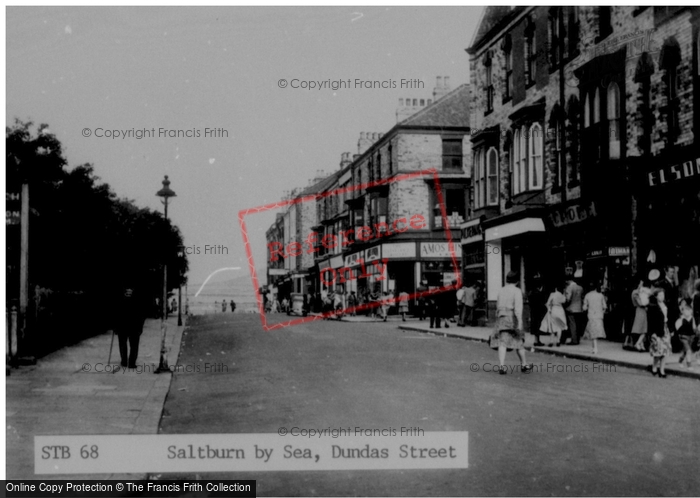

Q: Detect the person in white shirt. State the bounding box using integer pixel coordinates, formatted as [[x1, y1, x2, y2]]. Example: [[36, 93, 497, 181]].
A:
[[489, 272, 532, 374]]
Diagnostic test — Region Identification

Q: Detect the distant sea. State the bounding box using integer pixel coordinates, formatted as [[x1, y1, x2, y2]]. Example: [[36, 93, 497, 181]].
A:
[[185, 280, 260, 315]]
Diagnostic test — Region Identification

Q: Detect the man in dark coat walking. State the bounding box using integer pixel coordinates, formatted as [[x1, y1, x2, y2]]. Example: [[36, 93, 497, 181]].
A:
[[115, 287, 146, 369]]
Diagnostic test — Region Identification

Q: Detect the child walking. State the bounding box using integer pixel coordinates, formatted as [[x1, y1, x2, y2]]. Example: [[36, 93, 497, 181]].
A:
[[648, 290, 671, 378], [583, 281, 607, 354], [675, 298, 698, 370]]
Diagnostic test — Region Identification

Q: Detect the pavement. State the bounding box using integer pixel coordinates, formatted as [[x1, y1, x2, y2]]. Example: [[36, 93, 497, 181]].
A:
[[393, 318, 700, 380], [5, 316, 186, 480]]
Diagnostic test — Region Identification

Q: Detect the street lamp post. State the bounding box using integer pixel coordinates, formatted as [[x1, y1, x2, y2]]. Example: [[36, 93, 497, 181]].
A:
[[155, 175, 176, 374], [177, 248, 183, 326]]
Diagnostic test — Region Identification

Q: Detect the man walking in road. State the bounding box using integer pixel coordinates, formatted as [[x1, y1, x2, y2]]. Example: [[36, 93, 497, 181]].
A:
[[564, 275, 584, 345], [114, 285, 147, 370]]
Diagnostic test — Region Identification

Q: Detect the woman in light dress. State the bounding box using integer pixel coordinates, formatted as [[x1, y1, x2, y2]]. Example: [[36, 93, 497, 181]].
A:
[[540, 281, 568, 347], [630, 279, 651, 351], [583, 281, 608, 354], [648, 289, 671, 377]]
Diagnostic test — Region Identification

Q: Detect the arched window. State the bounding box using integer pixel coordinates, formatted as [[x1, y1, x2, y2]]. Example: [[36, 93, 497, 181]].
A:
[[607, 82, 621, 159], [593, 88, 601, 124], [513, 128, 521, 195], [519, 125, 528, 193], [529, 123, 543, 190], [584, 94, 591, 128], [487, 147, 499, 206]]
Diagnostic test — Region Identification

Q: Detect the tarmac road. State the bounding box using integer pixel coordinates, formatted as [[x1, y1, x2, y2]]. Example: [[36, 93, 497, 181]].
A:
[[157, 313, 700, 496]]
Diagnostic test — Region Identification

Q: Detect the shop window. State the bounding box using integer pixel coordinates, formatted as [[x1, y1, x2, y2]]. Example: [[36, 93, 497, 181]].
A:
[[660, 38, 681, 148], [512, 128, 522, 195], [593, 88, 601, 124], [436, 187, 467, 228], [487, 147, 499, 206], [567, 7, 579, 58], [566, 95, 581, 186], [484, 52, 494, 113], [549, 8, 561, 67], [525, 19, 536, 87], [473, 148, 485, 209], [503, 35, 513, 101], [553, 117, 563, 188], [442, 138, 463, 172], [370, 195, 388, 234], [607, 82, 621, 159], [598, 7, 612, 41], [388, 144, 393, 175], [528, 123, 543, 190]]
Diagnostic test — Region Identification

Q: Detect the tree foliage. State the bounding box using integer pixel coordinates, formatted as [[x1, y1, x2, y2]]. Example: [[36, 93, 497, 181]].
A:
[[6, 119, 188, 350]]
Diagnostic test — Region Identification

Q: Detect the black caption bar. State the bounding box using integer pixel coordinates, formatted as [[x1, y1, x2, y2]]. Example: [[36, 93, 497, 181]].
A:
[[3, 481, 256, 497]]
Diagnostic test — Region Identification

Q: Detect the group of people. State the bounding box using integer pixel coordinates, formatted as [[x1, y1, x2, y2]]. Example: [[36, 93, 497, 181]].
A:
[[214, 299, 236, 313], [492, 267, 700, 376], [417, 280, 484, 329], [530, 274, 608, 354], [627, 266, 700, 377]]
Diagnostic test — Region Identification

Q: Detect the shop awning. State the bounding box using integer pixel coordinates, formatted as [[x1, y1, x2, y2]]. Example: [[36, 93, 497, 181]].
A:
[[484, 217, 545, 242]]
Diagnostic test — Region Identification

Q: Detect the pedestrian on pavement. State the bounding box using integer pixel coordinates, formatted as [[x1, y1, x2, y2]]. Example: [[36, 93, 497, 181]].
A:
[[379, 291, 391, 322], [630, 278, 651, 351], [583, 281, 607, 355], [692, 280, 700, 325], [214, 300, 219, 313], [446, 280, 458, 323], [528, 274, 547, 346], [648, 289, 671, 378], [114, 286, 146, 370], [398, 291, 409, 321], [428, 294, 441, 329], [462, 281, 477, 326], [417, 283, 427, 321], [656, 265, 680, 334], [438, 289, 451, 328], [456, 284, 466, 326], [222, 300, 227, 313], [348, 291, 358, 316], [170, 297, 178, 314], [675, 298, 698, 370], [230, 299, 236, 313], [489, 271, 531, 374], [564, 275, 585, 345], [540, 281, 568, 347]]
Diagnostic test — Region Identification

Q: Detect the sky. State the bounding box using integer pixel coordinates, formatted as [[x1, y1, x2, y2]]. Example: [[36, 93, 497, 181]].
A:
[[6, 6, 482, 289]]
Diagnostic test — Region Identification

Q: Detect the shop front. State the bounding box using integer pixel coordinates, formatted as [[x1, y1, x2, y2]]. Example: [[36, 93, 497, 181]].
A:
[[634, 152, 700, 299], [483, 214, 546, 321], [544, 198, 633, 341], [419, 242, 462, 289], [460, 218, 485, 286]]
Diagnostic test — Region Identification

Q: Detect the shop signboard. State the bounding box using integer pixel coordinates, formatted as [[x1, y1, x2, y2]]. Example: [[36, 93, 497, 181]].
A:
[[420, 242, 462, 258], [381, 242, 416, 259], [647, 158, 700, 187], [460, 218, 482, 244], [364, 246, 381, 263], [330, 255, 344, 269], [345, 252, 362, 268], [549, 202, 597, 228]]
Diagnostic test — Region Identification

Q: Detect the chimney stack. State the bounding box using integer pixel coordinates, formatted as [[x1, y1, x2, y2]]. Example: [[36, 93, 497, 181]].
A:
[[340, 151, 352, 169], [433, 75, 451, 101], [358, 131, 380, 155]]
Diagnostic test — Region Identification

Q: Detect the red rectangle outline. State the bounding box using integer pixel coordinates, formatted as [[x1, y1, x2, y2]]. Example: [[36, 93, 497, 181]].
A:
[[238, 167, 461, 331]]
